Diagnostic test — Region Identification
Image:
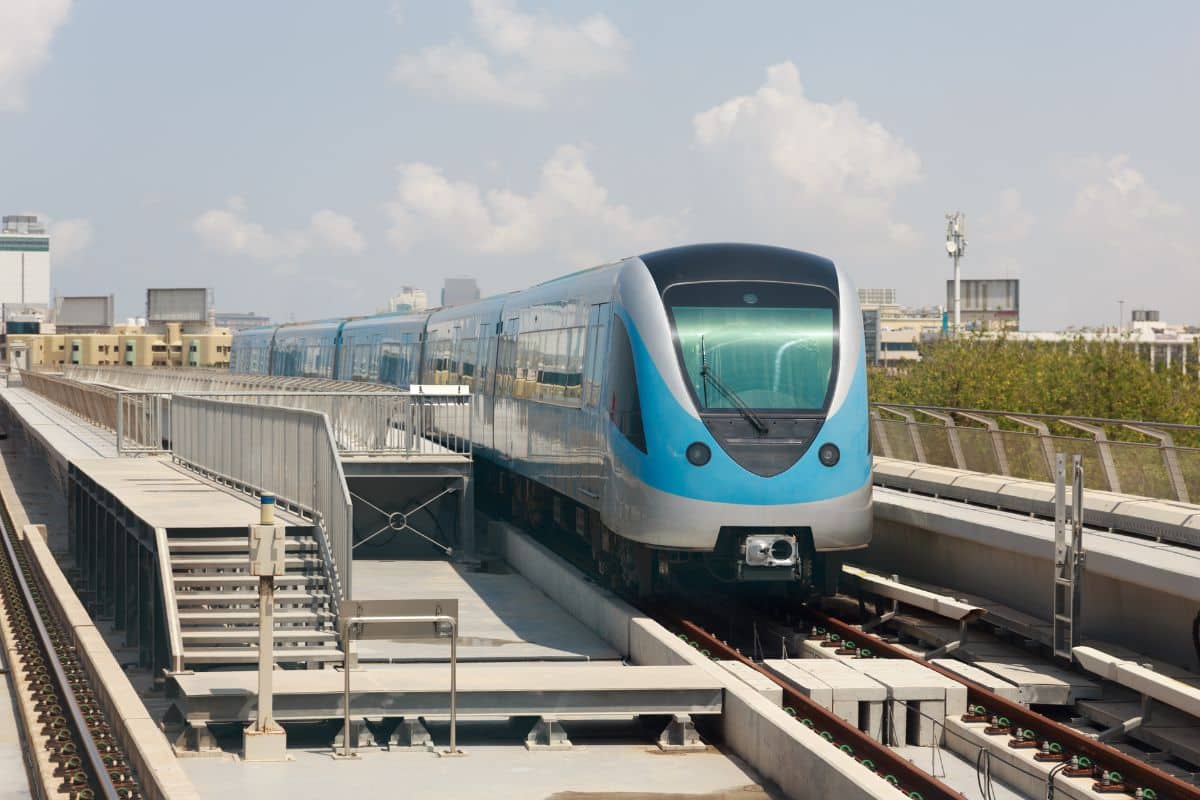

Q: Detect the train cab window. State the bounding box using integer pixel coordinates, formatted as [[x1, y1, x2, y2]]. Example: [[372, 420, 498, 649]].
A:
[[664, 281, 838, 413], [608, 316, 646, 452]]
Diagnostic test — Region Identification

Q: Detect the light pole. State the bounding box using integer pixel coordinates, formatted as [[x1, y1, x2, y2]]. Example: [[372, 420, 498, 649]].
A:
[[1118, 299, 1125, 334], [945, 212, 967, 334]]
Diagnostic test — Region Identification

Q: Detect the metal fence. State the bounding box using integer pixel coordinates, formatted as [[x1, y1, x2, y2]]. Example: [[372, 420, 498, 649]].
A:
[[64, 364, 396, 394], [169, 395, 352, 603], [872, 403, 1200, 503]]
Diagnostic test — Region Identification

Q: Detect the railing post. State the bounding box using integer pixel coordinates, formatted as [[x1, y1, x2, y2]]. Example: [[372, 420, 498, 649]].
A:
[[914, 408, 965, 469], [1124, 424, 1190, 503], [1005, 415, 1057, 482], [1059, 420, 1122, 494], [870, 407, 894, 459], [116, 392, 124, 455], [956, 411, 1010, 476], [878, 406, 927, 464]]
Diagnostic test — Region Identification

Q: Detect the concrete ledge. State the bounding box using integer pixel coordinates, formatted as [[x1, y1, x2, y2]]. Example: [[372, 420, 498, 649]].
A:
[[491, 520, 638, 656]]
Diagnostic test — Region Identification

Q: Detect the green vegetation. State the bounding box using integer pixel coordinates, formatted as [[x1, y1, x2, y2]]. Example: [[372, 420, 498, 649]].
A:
[[869, 335, 1200, 426]]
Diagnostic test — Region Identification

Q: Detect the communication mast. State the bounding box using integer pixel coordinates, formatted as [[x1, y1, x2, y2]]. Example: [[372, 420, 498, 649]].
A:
[[945, 212, 967, 334]]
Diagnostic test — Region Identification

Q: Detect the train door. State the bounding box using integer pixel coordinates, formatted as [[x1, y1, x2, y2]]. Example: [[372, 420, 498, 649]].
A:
[[580, 303, 611, 502]]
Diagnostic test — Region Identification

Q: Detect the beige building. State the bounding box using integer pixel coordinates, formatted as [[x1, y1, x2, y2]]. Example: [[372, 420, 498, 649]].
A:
[[3, 322, 231, 371]]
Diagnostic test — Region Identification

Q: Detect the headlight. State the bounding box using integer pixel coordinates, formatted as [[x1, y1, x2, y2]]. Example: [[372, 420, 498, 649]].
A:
[[818, 443, 840, 467], [685, 442, 711, 466]]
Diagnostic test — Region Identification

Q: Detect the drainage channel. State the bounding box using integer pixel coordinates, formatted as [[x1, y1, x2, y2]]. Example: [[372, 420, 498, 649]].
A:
[[804, 607, 1200, 800], [657, 609, 964, 800], [0, 516, 138, 799]]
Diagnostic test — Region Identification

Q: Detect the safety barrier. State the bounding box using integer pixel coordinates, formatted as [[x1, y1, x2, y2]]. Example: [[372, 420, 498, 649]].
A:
[[872, 403, 1200, 503], [169, 395, 352, 602]]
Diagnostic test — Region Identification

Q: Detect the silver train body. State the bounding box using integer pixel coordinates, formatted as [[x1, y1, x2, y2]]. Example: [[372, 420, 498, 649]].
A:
[[232, 243, 873, 590]]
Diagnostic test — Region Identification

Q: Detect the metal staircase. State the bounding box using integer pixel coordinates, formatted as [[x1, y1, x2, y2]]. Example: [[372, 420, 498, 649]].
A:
[[167, 527, 343, 668]]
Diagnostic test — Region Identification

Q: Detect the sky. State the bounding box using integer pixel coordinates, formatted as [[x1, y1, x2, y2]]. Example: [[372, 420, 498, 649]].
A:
[[2, 1, 1197, 329]]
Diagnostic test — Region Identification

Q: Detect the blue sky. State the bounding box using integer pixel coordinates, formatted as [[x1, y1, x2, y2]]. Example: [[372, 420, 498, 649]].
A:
[[2, 1, 1197, 328]]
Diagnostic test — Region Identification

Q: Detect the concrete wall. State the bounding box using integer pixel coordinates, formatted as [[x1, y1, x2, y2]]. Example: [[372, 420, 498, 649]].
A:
[[491, 521, 903, 800], [867, 501, 1200, 668]]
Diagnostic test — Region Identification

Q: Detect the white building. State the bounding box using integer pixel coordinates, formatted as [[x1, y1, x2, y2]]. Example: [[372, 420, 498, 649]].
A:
[[0, 215, 51, 324], [380, 286, 428, 313]]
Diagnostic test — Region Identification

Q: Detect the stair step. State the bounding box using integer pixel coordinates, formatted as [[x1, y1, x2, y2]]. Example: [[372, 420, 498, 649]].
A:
[[181, 629, 338, 644], [178, 609, 332, 624], [183, 647, 345, 665], [174, 590, 327, 606], [168, 536, 318, 553], [174, 574, 325, 588], [171, 554, 323, 570]]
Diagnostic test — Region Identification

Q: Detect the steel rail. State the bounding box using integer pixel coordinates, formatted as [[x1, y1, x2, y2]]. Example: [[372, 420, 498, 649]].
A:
[[806, 608, 1200, 800], [660, 612, 964, 800], [0, 519, 124, 800]]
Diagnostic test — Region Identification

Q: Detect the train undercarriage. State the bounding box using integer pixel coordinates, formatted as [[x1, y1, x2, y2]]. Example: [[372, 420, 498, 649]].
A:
[[477, 461, 843, 599]]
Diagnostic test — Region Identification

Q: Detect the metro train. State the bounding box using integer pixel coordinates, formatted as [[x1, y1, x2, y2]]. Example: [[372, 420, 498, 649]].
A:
[[231, 243, 872, 595]]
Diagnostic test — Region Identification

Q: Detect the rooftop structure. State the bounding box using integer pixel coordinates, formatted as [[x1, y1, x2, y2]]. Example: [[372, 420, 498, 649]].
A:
[[213, 311, 271, 331], [858, 287, 897, 306], [54, 295, 115, 332]]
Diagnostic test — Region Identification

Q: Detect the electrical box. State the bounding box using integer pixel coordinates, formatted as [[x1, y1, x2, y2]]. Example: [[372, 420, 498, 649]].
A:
[[248, 523, 287, 576]]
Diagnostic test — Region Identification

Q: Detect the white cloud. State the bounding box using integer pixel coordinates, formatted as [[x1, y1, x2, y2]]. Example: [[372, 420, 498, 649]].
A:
[[693, 62, 922, 246], [393, 0, 629, 109], [50, 218, 92, 262], [310, 209, 366, 254], [385, 144, 681, 265], [192, 199, 365, 260], [0, 0, 73, 112], [1066, 154, 1183, 234], [978, 189, 1034, 245]]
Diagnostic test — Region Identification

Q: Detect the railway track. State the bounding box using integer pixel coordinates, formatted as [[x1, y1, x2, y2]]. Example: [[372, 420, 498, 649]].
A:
[[0, 514, 140, 799], [659, 597, 1200, 800]]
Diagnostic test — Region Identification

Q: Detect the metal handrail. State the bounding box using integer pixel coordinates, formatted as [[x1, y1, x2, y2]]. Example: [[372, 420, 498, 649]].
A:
[[154, 527, 185, 673], [873, 402, 1200, 434], [871, 402, 1200, 503]]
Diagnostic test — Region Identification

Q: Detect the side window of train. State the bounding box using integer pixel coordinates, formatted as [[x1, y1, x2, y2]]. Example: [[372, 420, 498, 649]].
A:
[[583, 303, 610, 407], [608, 316, 647, 453]]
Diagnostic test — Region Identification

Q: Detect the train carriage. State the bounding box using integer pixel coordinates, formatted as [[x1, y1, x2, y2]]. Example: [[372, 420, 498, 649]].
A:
[[233, 243, 872, 595]]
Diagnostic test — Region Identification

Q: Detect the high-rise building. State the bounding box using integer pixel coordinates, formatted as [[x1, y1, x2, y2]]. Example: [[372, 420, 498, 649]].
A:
[[441, 277, 480, 308], [0, 214, 51, 326]]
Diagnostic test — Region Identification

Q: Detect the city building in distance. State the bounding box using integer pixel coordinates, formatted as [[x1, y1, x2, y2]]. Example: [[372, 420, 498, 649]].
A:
[[441, 276, 480, 307], [859, 287, 943, 366], [1, 286, 233, 370], [214, 311, 271, 331], [945, 278, 1020, 331], [379, 285, 428, 313], [0, 214, 51, 327]]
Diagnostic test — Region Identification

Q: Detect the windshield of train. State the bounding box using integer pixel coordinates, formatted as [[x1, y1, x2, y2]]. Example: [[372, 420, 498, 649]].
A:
[[665, 281, 837, 412]]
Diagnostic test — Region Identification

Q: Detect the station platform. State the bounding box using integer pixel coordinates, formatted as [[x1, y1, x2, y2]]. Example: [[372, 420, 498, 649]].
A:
[[351, 559, 620, 663], [0, 386, 117, 461]]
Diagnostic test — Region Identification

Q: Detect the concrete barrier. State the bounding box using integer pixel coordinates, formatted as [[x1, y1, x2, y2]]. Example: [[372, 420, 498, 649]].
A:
[[21, 525, 201, 800], [489, 520, 903, 800]]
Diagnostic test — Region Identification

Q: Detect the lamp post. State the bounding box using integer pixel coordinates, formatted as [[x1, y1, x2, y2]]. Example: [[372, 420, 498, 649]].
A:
[[945, 212, 967, 334]]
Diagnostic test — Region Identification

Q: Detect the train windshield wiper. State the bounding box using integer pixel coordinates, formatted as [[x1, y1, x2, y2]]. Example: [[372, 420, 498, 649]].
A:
[[699, 335, 769, 434]]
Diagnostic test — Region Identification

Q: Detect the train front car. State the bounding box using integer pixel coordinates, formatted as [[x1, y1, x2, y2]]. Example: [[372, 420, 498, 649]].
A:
[[606, 243, 871, 595]]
